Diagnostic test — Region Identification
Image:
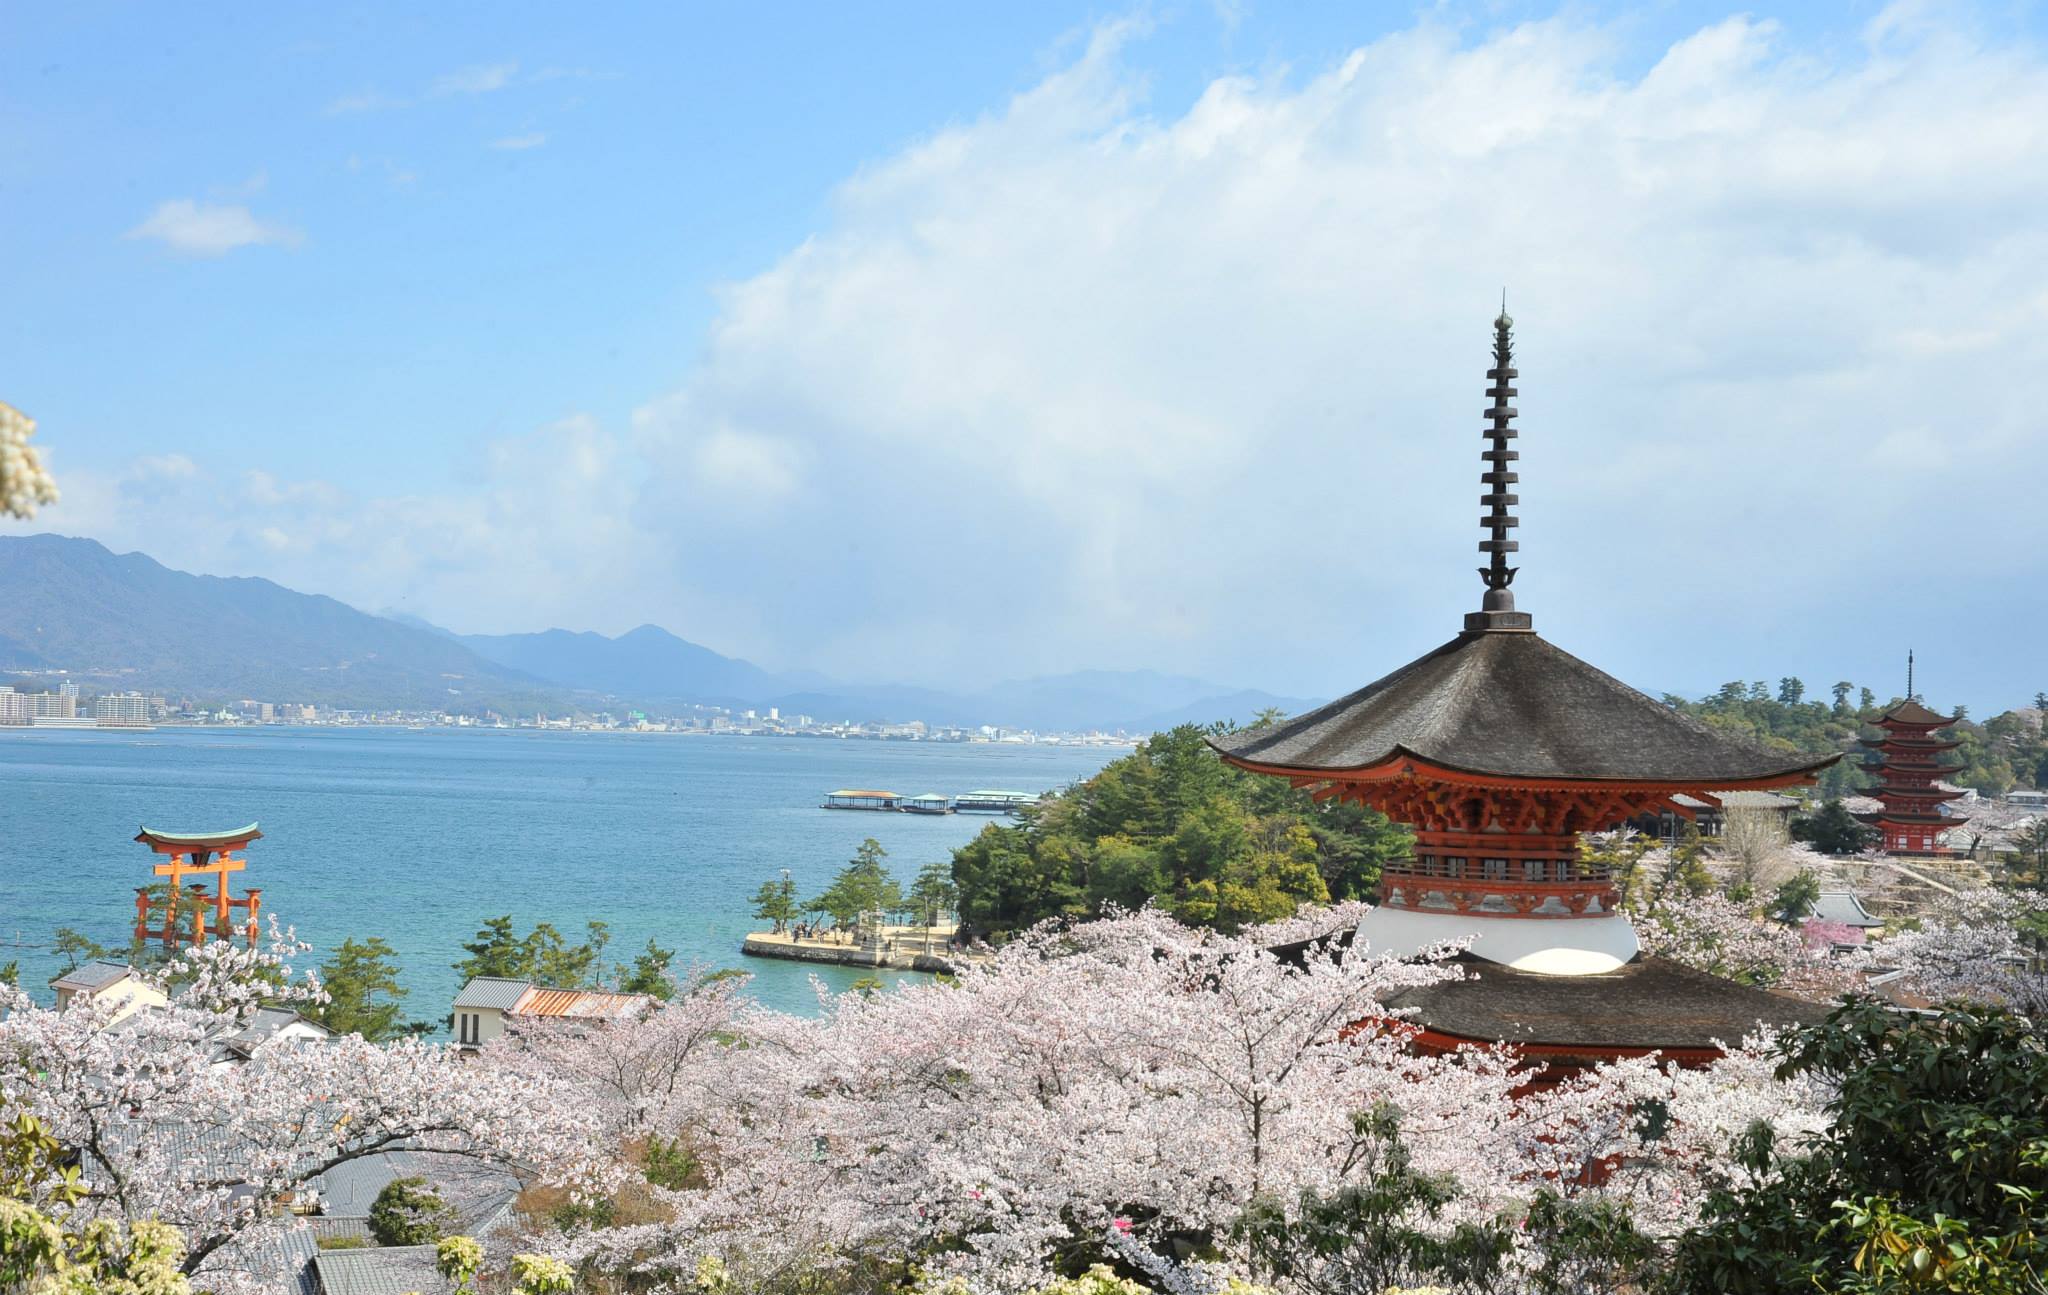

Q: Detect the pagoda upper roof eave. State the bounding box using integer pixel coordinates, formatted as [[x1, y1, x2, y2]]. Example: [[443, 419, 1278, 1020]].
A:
[[1859, 737, 1964, 752], [1869, 701, 1962, 729], [135, 823, 263, 849], [1216, 746, 1831, 795]]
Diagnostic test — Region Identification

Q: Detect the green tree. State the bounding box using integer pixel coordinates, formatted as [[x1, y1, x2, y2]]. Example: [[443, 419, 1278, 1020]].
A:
[[309, 937, 411, 1041], [906, 860, 958, 926], [618, 938, 676, 1000], [1672, 1001, 2048, 1293], [1832, 681, 1855, 713], [1777, 677, 1805, 705], [367, 1176, 459, 1247], [0, 1110, 192, 1293], [50, 927, 111, 973], [451, 916, 610, 988], [750, 874, 798, 933], [0, 963, 15, 988], [1793, 800, 1879, 856], [1771, 869, 1823, 922], [810, 839, 902, 928], [452, 915, 525, 980]]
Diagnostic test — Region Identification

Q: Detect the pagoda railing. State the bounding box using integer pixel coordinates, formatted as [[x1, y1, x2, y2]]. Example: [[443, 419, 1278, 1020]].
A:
[[1380, 872, 1618, 919]]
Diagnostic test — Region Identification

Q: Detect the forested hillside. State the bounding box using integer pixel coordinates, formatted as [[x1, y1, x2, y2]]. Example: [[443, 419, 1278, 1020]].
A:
[[1665, 678, 2048, 798], [950, 723, 1410, 935]]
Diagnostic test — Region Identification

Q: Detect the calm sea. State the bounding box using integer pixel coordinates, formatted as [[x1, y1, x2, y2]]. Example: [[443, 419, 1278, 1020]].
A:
[[0, 727, 1118, 1020]]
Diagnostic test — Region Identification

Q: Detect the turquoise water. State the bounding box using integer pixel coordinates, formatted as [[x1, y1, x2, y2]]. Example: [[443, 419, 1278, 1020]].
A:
[[0, 727, 1117, 1020]]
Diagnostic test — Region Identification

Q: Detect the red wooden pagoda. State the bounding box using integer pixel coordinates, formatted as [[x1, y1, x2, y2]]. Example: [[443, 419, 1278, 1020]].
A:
[[1856, 666, 1963, 855], [133, 823, 265, 948], [1215, 307, 1838, 1069]]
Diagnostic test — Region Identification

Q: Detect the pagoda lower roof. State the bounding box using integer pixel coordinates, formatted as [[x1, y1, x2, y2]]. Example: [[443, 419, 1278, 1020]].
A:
[[1859, 737, 1962, 752], [135, 823, 262, 849], [1379, 954, 1831, 1052], [1209, 628, 1835, 785]]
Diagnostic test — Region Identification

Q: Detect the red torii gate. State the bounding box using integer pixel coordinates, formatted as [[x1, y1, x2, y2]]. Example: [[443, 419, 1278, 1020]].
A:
[[133, 823, 264, 947]]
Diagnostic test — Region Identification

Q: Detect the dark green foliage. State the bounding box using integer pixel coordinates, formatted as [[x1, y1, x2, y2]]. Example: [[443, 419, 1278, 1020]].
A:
[[1794, 800, 1880, 856], [1236, 1104, 1512, 1294], [907, 860, 958, 926], [751, 876, 799, 933], [1522, 1191, 1660, 1295], [808, 839, 902, 928], [452, 915, 611, 988], [642, 1135, 697, 1191], [367, 1176, 459, 1247], [309, 936, 413, 1041], [1771, 869, 1823, 922], [0, 962, 15, 988], [951, 723, 1411, 936], [619, 938, 676, 1000], [1670, 1001, 2048, 1293], [50, 927, 112, 972]]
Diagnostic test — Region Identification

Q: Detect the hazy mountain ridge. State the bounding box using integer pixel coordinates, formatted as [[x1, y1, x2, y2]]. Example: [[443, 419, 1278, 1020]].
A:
[[0, 535, 1319, 730], [0, 535, 557, 709]]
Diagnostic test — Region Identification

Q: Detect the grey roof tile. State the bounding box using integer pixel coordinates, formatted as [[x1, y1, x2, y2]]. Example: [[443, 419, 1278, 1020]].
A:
[[451, 977, 532, 1010], [51, 958, 133, 992], [313, 1244, 452, 1295], [1212, 629, 1837, 784]]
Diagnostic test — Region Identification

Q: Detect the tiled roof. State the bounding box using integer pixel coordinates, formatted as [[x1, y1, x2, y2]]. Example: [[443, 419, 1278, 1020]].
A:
[[1379, 955, 1832, 1051], [313, 1150, 521, 1218], [1670, 790, 1802, 810], [511, 986, 650, 1019], [1211, 629, 1837, 784], [313, 1244, 451, 1295], [451, 977, 533, 1010], [1810, 891, 1885, 928], [197, 1223, 320, 1295], [51, 959, 133, 992]]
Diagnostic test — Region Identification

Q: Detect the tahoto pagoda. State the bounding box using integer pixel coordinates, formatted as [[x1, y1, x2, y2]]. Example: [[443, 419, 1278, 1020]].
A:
[[134, 823, 265, 948], [1212, 308, 1838, 1069], [1856, 673, 1964, 855]]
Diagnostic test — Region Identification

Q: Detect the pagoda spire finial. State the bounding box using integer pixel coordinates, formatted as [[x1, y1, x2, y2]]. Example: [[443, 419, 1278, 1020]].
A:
[[1907, 649, 1915, 701], [1467, 301, 1533, 632]]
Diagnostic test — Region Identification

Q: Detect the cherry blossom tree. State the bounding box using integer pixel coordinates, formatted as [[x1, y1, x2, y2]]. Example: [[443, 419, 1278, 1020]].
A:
[[1853, 887, 2048, 1014], [518, 907, 1830, 1294], [0, 927, 608, 1294], [0, 400, 58, 520]]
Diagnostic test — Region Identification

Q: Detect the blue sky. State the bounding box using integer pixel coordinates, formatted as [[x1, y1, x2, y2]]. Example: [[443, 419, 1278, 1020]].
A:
[[4, 2, 2046, 712]]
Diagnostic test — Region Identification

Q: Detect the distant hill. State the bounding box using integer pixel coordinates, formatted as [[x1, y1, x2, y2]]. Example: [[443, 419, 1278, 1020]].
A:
[[0, 535, 1317, 730], [0, 534, 557, 710], [456, 624, 792, 706]]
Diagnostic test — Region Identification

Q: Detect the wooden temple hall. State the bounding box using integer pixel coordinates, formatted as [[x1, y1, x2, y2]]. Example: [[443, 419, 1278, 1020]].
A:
[[133, 823, 266, 947], [1214, 307, 1836, 1069]]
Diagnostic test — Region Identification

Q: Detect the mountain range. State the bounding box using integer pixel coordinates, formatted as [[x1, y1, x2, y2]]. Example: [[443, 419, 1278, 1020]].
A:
[[0, 534, 1319, 731]]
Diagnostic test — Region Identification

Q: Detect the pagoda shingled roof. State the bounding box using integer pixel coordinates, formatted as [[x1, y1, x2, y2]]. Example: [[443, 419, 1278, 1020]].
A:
[[1379, 954, 1832, 1052], [1872, 698, 1959, 728], [1209, 629, 1834, 785]]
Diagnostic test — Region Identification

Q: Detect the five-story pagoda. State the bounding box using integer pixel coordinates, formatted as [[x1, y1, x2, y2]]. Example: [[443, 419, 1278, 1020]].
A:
[[1856, 666, 1964, 855], [1211, 308, 1837, 1066]]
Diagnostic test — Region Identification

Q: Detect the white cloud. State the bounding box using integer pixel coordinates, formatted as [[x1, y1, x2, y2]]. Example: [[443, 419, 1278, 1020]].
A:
[[41, 9, 2048, 706], [124, 200, 303, 257], [488, 132, 549, 151], [433, 62, 518, 96]]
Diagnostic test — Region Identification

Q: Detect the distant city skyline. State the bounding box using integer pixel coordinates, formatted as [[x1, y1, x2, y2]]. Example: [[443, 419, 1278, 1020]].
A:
[[5, 3, 2045, 715]]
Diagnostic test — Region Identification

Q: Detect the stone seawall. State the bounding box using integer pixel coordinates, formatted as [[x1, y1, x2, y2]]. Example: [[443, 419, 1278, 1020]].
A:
[[740, 934, 960, 974]]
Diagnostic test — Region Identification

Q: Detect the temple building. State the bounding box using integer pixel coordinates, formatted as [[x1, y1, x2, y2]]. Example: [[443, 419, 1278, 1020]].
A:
[[1214, 308, 1835, 1070], [1855, 670, 1965, 855]]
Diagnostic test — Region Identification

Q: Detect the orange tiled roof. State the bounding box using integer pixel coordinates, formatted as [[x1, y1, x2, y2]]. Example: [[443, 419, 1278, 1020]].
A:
[[509, 987, 649, 1019]]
